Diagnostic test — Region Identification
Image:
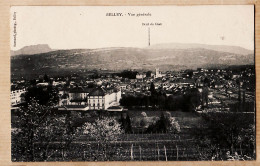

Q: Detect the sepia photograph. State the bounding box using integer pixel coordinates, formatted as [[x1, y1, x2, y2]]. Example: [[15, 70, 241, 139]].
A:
[[10, 6, 255, 162]]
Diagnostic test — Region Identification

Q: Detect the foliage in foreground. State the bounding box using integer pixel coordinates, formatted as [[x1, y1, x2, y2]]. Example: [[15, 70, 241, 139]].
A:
[[83, 117, 123, 142], [194, 112, 255, 160], [146, 112, 181, 134], [12, 98, 75, 161], [82, 117, 123, 160]]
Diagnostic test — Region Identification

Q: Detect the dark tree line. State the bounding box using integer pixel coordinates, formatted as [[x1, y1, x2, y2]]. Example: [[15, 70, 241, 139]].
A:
[[120, 87, 201, 112], [24, 85, 59, 106], [116, 70, 138, 79]]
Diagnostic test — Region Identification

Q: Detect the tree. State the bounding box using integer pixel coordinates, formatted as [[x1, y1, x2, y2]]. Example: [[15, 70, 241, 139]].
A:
[[158, 94, 166, 110], [158, 113, 170, 133], [34, 116, 66, 161], [82, 117, 123, 160], [146, 71, 152, 77], [201, 112, 255, 157], [15, 99, 55, 161], [203, 77, 211, 86], [125, 114, 133, 133], [30, 79, 37, 86], [117, 70, 138, 79], [140, 118, 147, 128], [168, 117, 181, 133], [141, 112, 147, 117], [62, 112, 76, 160], [119, 114, 132, 134], [186, 70, 193, 78], [146, 112, 181, 134], [184, 88, 201, 111], [44, 74, 50, 83], [150, 82, 155, 95], [24, 85, 58, 106]]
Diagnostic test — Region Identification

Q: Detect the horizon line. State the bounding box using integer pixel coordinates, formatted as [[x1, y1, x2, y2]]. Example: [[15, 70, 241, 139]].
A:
[[11, 42, 254, 52]]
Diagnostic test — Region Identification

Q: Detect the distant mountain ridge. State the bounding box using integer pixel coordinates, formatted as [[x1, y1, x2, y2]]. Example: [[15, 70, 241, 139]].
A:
[[11, 43, 253, 56], [148, 43, 254, 55], [11, 44, 53, 56], [11, 43, 254, 78]]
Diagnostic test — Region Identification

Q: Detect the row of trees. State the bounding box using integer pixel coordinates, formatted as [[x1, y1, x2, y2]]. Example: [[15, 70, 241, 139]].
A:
[[117, 112, 181, 134], [120, 88, 201, 112], [116, 70, 154, 79], [116, 70, 138, 79]]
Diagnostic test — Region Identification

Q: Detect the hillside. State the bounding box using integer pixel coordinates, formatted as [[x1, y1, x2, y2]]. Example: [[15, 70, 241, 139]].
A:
[[11, 45, 254, 78], [149, 43, 254, 55]]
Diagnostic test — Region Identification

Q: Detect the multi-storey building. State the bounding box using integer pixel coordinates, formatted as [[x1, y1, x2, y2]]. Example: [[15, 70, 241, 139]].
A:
[[155, 68, 166, 78], [88, 87, 121, 110], [11, 88, 26, 106], [59, 86, 122, 111]]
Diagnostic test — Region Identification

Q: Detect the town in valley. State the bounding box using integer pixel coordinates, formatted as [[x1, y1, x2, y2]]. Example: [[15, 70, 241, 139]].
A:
[[10, 4, 255, 162], [11, 60, 255, 161]]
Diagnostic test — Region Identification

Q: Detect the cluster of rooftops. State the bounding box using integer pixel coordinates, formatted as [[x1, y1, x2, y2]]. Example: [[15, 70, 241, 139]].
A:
[[64, 86, 120, 96]]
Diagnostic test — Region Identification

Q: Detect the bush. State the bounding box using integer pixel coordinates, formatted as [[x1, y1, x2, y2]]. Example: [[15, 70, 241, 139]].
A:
[[165, 111, 171, 118], [82, 117, 123, 160], [169, 117, 181, 133], [140, 118, 147, 128], [146, 113, 181, 134], [141, 112, 147, 117], [197, 112, 256, 160]]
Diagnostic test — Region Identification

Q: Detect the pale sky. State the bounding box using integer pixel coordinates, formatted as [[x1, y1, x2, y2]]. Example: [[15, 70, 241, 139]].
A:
[[10, 6, 254, 51]]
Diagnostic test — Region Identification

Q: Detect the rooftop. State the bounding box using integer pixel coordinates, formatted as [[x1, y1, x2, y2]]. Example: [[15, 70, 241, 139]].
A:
[[89, 88, 105, 96], [69, 87, 85, 93]]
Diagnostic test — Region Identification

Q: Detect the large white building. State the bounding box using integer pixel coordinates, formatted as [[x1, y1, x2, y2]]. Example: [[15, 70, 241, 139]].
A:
[[11, 88, 26, 106], [136, 73, 146, 79], [155, 68, 166, 78], [58, 86, 122, 111], [155, 68, 162, 78], [88, 87, 121, 110]]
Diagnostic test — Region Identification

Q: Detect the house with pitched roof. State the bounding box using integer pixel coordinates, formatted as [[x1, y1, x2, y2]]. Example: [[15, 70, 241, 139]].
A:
[[59, 86, 122, 111], [88, 87, 121, 110]]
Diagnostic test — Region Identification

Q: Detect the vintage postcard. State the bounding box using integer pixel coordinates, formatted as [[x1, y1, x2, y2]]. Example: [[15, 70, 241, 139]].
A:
[[10, 6, 255, 162]]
